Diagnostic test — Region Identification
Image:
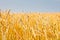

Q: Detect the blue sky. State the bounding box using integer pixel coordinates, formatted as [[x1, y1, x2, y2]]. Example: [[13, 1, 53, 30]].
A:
[[0, 0, 60, 12]]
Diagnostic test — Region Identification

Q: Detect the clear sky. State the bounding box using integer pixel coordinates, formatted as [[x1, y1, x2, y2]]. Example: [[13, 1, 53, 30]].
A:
[[0, 0, 60, 12]]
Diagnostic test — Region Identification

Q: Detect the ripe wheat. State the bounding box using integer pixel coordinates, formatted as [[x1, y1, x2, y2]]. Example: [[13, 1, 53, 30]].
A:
[[0, 11, 60, 40]]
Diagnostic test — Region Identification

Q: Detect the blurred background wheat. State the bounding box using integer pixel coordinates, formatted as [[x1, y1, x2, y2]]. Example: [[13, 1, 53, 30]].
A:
[[0, 10, 60, 40]]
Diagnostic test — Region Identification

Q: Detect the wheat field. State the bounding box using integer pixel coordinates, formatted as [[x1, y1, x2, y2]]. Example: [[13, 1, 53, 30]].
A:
[[0, 11, 60, 40]]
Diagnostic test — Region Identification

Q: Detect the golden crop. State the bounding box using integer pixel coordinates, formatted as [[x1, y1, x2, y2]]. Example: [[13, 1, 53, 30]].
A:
[[0, 11, 60, 40]]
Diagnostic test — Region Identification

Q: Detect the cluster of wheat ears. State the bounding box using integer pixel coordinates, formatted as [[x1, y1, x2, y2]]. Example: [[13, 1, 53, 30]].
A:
[[0, 10, 60, 40]]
